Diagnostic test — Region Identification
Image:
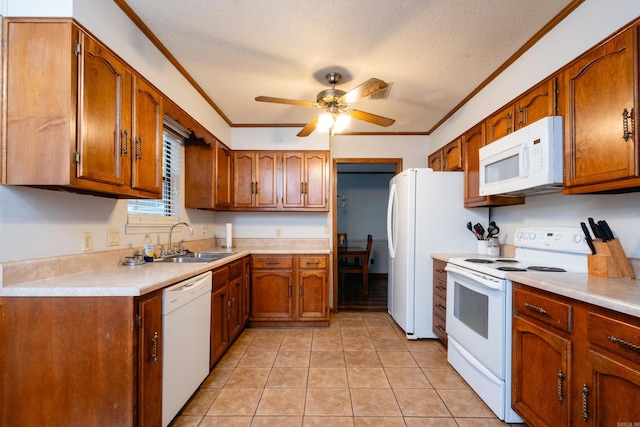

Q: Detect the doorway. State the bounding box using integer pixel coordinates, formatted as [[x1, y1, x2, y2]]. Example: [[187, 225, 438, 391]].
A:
[[332, 158, 403, 311]]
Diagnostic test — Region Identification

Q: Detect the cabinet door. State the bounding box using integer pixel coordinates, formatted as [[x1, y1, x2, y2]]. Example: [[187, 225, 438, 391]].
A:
[[242, 257, 251, 324], [77, 33, 128, 187], [131, 76, 163, 195], [515, 77, 558, 130], [428, 150, 444, 171], [251, 270, 294, 320], [233, 152, 255, 208], [486, 104, 515, 144], [216, 143, 233, 209], [443, 138, 463, 171], [185, 141, 216, 209], [210, 284, 229, 367], [304, 152, 328, 209], [255, 152, 278, 208], [228, 276, 243, 340], [564, 28, 640, 192], [282, 152, 305, 208], [298, 269, 327, 320], [137, 291, 163, 427], [512, 316, 572, 427], [585, 349, 640, 425]]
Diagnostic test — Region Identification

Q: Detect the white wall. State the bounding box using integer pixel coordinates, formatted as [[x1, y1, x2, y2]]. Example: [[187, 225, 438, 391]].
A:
[[429, 0, 640, 258]]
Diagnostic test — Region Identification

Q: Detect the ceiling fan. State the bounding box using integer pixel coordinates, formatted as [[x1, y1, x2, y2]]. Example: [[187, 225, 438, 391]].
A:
[[255, 72, 395, 137]]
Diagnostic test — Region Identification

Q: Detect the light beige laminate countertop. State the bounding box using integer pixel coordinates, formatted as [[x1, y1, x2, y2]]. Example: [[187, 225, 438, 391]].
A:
[[432, 253, 640, 319], [0, 244, 330, 298]]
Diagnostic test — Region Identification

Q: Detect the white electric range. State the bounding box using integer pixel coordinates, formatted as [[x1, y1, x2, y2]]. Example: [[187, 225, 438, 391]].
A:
[[445, 227, 591, 423]]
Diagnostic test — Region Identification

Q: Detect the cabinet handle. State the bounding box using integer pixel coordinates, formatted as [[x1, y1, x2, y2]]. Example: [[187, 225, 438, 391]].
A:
[[288, 283, 292, 297], [435, 268, 446, 274], [306, 261, 320, 266], [299, 285, 303, 296], [622, 108, 633, 142], [122, 130, 128, 155], [517, 107, 523, 128], [300, 182, 305, 194], [217, 176, 221, 189], [265, 261, 280, 265], [135, 137, 143, 160], [152, 331, 159, 364], [435, 324, 445, 332], [506, 112, 513, 133], [607, 335, 640, 353], [435, 285, 446, 291], [255, 182, 259, 194], [436, 304, 446, 311], [524, 302, 547, 315], [557, 370, 564, 404], [582, 384, 589, 421]]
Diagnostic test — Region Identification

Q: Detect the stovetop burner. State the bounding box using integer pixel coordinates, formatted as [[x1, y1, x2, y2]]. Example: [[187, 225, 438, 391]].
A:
[[464, 258, 495, 263], [496, 259, 519, 263], [527, 266, 567, 272], [496, 266, 527, 272]]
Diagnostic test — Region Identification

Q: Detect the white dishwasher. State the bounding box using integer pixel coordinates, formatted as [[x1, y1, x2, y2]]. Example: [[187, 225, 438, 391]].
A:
[[162, 271, 212, 427]]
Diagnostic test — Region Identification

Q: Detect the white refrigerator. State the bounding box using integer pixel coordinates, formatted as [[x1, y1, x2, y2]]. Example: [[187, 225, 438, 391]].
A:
[[386, 168, 488, 339]]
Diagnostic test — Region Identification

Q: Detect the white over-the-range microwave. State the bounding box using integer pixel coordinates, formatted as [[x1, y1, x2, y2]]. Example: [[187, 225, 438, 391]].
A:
[[479, 116, 563, 196]]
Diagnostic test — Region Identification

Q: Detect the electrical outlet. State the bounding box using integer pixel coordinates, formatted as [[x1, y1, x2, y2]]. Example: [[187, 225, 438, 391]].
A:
[[82, 232, 93, 252], [276, 227, 282, 237], [324, 226, 329, 234], [107, 229, 120, 247]]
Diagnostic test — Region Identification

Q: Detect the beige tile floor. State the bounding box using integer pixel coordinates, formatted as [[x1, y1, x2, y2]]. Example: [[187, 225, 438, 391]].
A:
[[169, 312, 521, 427]]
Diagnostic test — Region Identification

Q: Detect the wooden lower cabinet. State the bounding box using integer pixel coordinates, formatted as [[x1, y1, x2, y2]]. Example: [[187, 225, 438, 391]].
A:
[[250, 254, 329, 327], [210, 257, 249, 368], [512, 282, 640, 426], [0, 291, 162, 426], [432, 258, 448, 345]]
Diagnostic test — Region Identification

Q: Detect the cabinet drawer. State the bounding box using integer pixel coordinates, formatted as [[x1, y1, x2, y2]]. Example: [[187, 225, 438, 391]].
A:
[[299, 256, 326, 269], [433, 259, 447, 282], [228, 259, 243, 280], [433, 293, 446, 319], [252, 255, 293, 269], [514, 286, 572, 333], [433, 279, 447, 299], [212, 266, 229, 291], [588, 311, 640, 365], [433, 312, 447, 341]]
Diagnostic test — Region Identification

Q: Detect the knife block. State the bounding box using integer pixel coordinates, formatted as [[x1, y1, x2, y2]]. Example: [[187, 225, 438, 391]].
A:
[[587, 239, 635, 279]]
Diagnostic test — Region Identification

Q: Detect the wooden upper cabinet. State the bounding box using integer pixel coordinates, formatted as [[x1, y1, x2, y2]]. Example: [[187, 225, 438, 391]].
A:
[[282, 151, 328, 210], [185, 139, 232, 210], [515, 77, 559, 130], [233, 151, 278, 209], [428, 150, 443, 171], [131, 76, 163, 195], [443, 138, 463, 171], [563, 26, 640, 194], [486, 104, 515, 144], [2, 19, 162, 198], [463, 122, 524, 208]]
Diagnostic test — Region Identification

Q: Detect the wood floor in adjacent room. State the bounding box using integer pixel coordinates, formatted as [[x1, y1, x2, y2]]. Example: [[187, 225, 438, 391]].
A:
[[168, 312, 521, 426], [338, 274, 388, 312]]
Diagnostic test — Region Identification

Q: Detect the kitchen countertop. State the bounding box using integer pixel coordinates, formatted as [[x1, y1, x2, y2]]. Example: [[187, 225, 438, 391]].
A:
[[432, 253, 640, 319], [0, 239, 330, 297]]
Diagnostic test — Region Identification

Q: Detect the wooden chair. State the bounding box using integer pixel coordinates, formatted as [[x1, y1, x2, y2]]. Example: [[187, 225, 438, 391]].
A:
[[340, 234, 373, 296]]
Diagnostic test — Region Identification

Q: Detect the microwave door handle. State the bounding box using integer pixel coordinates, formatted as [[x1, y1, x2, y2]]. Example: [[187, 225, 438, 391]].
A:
[[519, 141, 530, 177]]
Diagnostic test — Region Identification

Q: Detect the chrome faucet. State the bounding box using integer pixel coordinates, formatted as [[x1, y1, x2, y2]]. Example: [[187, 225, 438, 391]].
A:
[[168, 222, 193, 255]]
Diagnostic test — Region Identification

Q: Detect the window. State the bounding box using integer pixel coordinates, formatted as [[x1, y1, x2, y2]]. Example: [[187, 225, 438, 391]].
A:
[[127, 117, 188, 230]]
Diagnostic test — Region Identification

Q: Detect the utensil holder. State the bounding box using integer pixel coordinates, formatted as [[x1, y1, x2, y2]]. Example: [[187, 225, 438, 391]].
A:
[[587, 239, 635, 279]]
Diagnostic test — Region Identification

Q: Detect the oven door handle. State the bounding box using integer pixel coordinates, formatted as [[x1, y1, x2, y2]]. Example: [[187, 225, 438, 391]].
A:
[[445, 264, 503, 291]]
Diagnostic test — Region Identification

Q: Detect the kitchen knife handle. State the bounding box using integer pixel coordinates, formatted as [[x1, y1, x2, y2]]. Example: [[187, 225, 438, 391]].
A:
[[580, 222, 596, 254], [588, 217, 602, 240]]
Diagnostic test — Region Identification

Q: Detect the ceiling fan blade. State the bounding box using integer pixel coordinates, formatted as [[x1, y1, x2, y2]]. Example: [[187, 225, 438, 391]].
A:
[[349, 109, 395, 127], [297, 116, 319, 137], [340, 78, 388, 104], [255, 96, 317, 108]]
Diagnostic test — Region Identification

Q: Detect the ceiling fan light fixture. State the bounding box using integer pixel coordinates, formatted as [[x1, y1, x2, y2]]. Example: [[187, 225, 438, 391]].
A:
[[333, 112, 351, 133], [317, 112, 334, 131]]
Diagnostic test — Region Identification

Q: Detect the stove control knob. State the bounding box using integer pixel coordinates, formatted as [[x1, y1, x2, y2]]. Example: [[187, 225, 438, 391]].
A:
[[572, 234, 582, 244], [530, 232, 537, 240]]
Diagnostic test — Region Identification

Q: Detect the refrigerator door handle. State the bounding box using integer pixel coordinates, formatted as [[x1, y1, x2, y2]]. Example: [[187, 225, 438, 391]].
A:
[[387, 182, 397, 258]]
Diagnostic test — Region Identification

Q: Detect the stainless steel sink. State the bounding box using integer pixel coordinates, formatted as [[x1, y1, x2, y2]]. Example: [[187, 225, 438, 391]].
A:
[[156, 251, 235, 263]]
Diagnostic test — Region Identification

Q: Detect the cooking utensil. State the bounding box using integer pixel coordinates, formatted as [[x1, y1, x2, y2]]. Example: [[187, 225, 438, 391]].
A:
[[588, 217, 603, 240], [467, 221, 480, 240], [487, 221, 499, 238], [580, 221, 596, 254], [598, 220, 614, 241], [474, 223, 485, 240]]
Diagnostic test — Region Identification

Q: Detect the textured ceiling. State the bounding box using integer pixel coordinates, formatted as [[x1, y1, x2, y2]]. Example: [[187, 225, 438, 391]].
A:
[[124, 0, 574, 135]]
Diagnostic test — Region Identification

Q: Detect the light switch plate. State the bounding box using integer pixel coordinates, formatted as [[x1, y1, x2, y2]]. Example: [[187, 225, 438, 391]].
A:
[[82, 232, 93, 252], [107, 229, 120, 246]]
